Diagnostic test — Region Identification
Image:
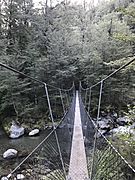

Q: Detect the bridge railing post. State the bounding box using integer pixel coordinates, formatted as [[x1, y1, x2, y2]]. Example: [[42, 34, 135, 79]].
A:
[[79, 81, 82, 94], [96, 80, 103, 122], [44, 83, 66, 178], [59, 89, 66, 115], [88, 87, 92, 113], [90, 80, 104, 180]]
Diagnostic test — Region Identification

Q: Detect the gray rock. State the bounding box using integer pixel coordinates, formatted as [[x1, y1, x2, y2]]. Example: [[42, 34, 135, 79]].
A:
[[16, 174, 25, 180], [110, 126, 130, 135], [116, 116, 132, 126], [101, 111, 107, 117], [29, 129, 39, 136], [3, 149, 18, 159], [98, 120, 110, 130], [112, 112, 118, 118], [9, 122, 24, 139], [1, 177, 8, 180]]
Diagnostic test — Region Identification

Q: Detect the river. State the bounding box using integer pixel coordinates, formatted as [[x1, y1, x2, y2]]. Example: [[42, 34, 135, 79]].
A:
[[0, 130, 50, 156], [0, 127, 71, 178]]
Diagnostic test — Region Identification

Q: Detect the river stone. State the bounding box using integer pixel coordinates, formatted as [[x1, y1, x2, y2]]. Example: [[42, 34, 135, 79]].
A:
[[1, 177, 8, 180], [101, 111, 107, 117], [110, 126, 130, 135], [116, 116, 132, 126], [112, 112, 118, 118], [10, 122, 24, 139], [98, 120, 110, 130], [29, 129, 39, 136], [3, 149, 18, 159], [17, 174, 25, 180]]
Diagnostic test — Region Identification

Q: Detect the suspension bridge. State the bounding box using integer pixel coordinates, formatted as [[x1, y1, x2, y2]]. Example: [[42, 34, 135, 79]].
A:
[[0, 58, 135, 180]]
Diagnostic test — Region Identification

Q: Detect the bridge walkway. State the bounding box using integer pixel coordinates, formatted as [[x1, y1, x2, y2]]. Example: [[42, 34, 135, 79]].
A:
[[68, 91, 88, 180]]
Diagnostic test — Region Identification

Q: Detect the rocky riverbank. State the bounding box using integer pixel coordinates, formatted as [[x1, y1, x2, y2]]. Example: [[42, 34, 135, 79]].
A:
[[94, 111, 135, 169], [93, 111, 135, 138]]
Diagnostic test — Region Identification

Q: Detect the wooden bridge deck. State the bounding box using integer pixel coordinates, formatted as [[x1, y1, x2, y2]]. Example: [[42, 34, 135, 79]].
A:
[[68, 91, 88, 180]]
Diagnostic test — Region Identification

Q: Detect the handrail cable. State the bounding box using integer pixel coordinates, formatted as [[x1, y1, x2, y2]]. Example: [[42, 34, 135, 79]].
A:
[[79, 57, 135, 179], [80, 57, 135, 90], [0, 62, 75, 179], [0, 62, 74, 91], [80, 96, 135, 176]]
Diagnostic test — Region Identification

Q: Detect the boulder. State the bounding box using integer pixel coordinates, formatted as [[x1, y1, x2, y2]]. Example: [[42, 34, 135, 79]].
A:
[[98, 119, 110, 130], [29, 129, 39, 136], [112, 112, 118, 119], [101, 111, 107, 117], [3, 149, 18, 159], [1, 177, 8, 180], [109, 126, 135, 139], [17, 174, 25, 180], [10, 122, 24, 139], [110, 126, 130, 135], [116, 116, 132, 126]]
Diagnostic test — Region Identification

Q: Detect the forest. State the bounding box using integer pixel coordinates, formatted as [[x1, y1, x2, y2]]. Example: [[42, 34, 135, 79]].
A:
[[0, 0, 135, 128]]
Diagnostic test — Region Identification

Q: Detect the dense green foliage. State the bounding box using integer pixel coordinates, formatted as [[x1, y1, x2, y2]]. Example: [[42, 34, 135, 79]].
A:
[[0, 0, 135, 124]]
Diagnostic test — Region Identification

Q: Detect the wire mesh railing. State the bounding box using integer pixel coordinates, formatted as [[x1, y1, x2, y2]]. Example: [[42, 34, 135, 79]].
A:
[[79, 93, 95, 178], [79, 91, 135, 180], [91, 135, 135, 180], [80, 58, 135, 180], [4, 114, 75, 180], [0, 63, 75, 179]]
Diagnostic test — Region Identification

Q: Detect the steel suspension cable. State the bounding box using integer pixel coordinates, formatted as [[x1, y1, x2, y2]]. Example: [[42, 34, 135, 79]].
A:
[[96, 80, 103, 122], [80, 92, 135, 179], [0, 62, 74, 92], [0, 62, 75, 179], [79, 58, 135, 179], [80, 57, 135, 90]]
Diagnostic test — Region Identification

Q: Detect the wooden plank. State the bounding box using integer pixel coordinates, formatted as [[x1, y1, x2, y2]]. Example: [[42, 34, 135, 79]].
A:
[[68, 91, 88, 180]]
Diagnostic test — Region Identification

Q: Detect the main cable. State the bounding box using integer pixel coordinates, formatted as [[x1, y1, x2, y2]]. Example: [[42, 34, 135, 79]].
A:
[[0, 62, 74, 91], [80, 57, 135, 90]]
